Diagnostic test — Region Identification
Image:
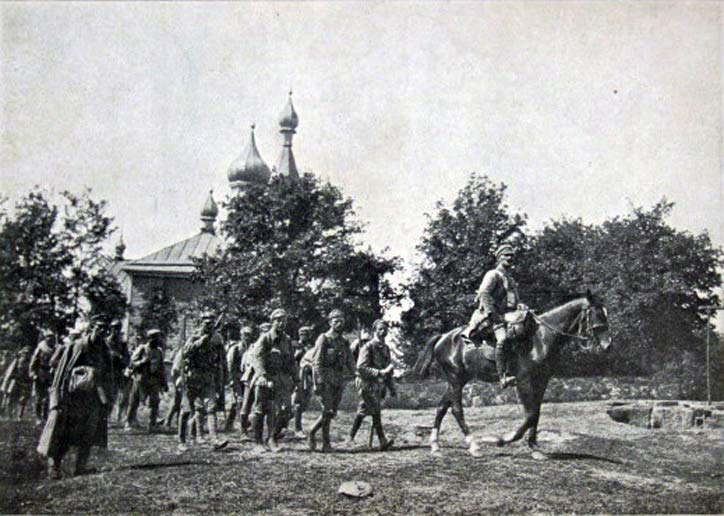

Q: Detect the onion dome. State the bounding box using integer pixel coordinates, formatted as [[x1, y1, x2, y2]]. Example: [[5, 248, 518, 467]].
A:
[[228, 124, 271, 189], [114, 233, 126, 261], [278, 91, 299, 131], [200, 189, 218, 234]]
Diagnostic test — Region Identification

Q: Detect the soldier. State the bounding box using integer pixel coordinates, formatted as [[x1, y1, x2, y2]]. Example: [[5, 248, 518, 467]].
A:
[[244, 309, 297, 452], [224, 325, 254, 432], [105, 320, 131, 425], [308, 309, 356, 453], [29, 329, 57, 425], [5, 346, 33, 419], [349, 320, 395, 451], [178, 312, 227, 451], [37, 316, 112, 478], [163, 345, 185, 428], [290, 325, 315, 437], [124, 329, 168, 432], [461, 244, 527, 388]]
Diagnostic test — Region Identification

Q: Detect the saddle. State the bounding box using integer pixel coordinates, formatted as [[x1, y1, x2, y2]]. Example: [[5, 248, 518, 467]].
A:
[[461, 309, 536, 361]]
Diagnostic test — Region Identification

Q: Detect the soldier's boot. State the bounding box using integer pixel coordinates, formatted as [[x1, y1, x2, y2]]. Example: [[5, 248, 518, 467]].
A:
[[252, 415, 267, 453], [308, 416, 323, 451], [373, 415, 394, 452], [321, 417, 333, 453], [291, 406, 304, 437], [268, 414, 281, 453], [349, 414, 365, 443], [224, 405, 237, 433], [240, 413, 250, 435], [74, 446, 92, 476], [208, 412, 228, 450], [178, 411, 190, 444], [48, 457, 62, 480], [495, 337, 516, 389], [148, 404, 159, 434]]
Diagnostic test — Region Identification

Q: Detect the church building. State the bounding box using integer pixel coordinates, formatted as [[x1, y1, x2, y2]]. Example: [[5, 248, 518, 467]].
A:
[[113, 93, 300, 349]]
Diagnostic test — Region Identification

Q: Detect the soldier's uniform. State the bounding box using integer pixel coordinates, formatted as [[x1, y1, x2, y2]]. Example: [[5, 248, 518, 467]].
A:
[[223, 326, 253, 432], [163, 346, 185, 428], [29, 330, 57, 424], [105, 321, 131, 425], [462, 244, 523, 388], [308, 309, 356, 453], [5, 347, 33, 419], [178, 314, 226, 449], [125, 329, 167, 432], [290, 326, 315, 436], [349, 320, 395, 451], [244, 309, 297, 452]]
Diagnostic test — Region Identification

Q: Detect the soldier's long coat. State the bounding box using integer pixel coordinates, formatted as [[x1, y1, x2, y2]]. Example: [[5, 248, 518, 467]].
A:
[[37, 333, 111, 458]]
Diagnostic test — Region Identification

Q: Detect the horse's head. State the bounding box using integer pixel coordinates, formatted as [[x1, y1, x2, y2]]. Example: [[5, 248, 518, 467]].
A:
[[581, 291, 611, 352]]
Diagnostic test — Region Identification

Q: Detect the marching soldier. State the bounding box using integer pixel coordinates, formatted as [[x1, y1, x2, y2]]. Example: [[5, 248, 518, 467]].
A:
[[178, 312, 227, 451], [124, 329, 167, 432], [349, 320, 395, 451], [29, 329, 57, 425], [4, 346, 33, 420], [38, 316, 112, 478], [461, 244, 527, 388], [105, 320, 131, 425], [224, 325, 254, 432], [163, 345, 185, 428], [244, 309, 297, 452], [308, 309, 356, 453], [290, 325, 315, 437]]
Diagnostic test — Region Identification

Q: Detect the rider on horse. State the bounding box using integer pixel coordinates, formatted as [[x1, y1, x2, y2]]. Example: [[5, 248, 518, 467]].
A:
[[461, 244, 526, 389]]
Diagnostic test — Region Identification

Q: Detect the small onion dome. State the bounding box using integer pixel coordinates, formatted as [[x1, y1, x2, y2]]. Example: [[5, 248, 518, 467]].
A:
[[200, 189, 218, 234], [227, 125, 271, 185], [200, 189, 218, 219], [278, 91, 299, 131]]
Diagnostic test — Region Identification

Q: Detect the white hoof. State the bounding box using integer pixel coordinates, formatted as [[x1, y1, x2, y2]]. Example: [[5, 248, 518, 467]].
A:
[[430, 442, 441, 455], [465, 435, 483, 457]]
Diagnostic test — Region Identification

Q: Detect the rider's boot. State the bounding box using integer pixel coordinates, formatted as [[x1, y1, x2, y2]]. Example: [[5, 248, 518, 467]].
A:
[[495, 337, 516, 389]]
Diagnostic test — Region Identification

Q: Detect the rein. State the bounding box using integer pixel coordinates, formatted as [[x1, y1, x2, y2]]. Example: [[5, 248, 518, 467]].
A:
[[531, 307, 595, 341]]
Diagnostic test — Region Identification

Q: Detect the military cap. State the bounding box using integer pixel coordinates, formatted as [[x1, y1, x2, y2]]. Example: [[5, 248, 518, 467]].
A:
[[270, 308, 288, 320], [259, 323, 272, 332], [41, 328, 55, 337], [200, 310, 215, 320], [90, 314, 108, 325], [372, 319, 387, 330], [298, 325, 314, 334], [110, 319, 122, 328], [241, 325, 254, 334], [147, 328, 162, 337], [495, 244, 514, 259], [328, 309, 345, 320]]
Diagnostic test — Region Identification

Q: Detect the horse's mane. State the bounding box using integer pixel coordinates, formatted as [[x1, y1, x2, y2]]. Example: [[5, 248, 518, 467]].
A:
[[538, 296, 589, 320]]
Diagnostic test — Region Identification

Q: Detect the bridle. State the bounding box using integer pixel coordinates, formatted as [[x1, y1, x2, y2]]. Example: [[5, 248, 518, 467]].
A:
[[531, 302, 607, 342]]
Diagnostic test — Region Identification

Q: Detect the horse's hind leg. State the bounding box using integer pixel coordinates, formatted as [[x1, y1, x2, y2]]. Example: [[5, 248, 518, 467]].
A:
[[449, 383, 482, 457], [430, 385, 453, 454]]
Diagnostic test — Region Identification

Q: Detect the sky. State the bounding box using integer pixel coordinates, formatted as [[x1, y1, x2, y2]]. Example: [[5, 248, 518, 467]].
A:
[[1, 2, 722, 274]]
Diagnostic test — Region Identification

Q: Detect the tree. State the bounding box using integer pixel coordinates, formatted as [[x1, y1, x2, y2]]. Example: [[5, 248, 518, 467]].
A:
[[134, 287, 177, 344], [400, 173, 526, 362], [519, 200, 722, 376], [195, 173, 400, 333], [0, 188, 124, 349]]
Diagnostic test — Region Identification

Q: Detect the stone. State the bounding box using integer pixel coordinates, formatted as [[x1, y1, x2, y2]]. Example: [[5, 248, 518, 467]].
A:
[[338, 481, 373, 498], [607, 404, 652, 428]]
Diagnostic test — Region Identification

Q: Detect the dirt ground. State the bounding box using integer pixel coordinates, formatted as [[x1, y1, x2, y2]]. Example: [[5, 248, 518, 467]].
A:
[[1, 401, 722, 515]]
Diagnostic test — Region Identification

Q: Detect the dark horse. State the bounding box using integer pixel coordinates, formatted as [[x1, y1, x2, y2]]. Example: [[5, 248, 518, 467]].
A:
[[414, 292, 610, 459]]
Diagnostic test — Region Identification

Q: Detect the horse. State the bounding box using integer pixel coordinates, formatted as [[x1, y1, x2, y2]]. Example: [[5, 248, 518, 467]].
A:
[[413, 292, 611, 459]]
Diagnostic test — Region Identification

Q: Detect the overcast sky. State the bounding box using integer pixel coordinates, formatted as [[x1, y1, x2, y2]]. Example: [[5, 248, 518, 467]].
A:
[[2, 2, 722, 273]]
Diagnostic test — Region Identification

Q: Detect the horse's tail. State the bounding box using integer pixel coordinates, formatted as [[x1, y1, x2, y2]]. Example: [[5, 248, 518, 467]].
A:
[[414, 334, 440, 379]]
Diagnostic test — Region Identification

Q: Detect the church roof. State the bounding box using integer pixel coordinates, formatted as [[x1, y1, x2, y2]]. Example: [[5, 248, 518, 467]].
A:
[[228, 125, 271, 187], [122, 231, 223, 277]]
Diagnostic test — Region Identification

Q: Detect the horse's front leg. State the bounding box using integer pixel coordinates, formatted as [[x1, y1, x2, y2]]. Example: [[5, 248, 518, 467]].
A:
[[493, 375, 548, 460]]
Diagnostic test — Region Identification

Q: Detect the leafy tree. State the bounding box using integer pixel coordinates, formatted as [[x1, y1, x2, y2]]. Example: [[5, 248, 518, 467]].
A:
[[400, 173, 526, 361], [0, 188, 124, 349], [134, 287, 178, 345], [519, 200, 722, 376], [195, 173, 400, 333]]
